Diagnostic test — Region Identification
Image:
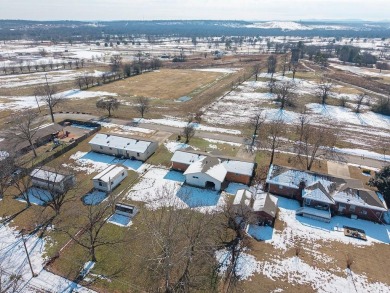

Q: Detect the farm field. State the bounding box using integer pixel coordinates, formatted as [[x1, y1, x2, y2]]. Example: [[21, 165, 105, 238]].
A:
[[0, 33, 390, 293]]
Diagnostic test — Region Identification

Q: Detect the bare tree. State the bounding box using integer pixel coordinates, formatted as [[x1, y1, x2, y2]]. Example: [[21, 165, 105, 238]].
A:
[[253, 63, 262, 81], [59, 196, 121, 262], [267, 55, 277, 80], [291, 61, 299, 80], [0, 265, 23, 293], [110, 54, 123, 72], [12, 170, 32, 207], [182, 116, 196, 144], [247, 110, 266, 153], [219, 200, 255, 292], [295, 118, 338, 170], [355, 93, 366, 113], [136, 96, 150, 118], [26, 61, 32, 73], [0, 155, 15, 199], [96, 97, 120, 117], [75, 75, 85, 90], [34, 77, 63, 123], [339, 96, 348, 107], [30, 166, 77, 216], [8, 110, 39, 157], [83, 73, 94, 89], [141, 186, 218, 292], [265, 118, 287, 166], [316, 77, 333, 105], [274, 80, 297, 109]]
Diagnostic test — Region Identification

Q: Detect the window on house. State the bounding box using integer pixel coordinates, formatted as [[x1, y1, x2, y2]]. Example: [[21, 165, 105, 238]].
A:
[[109, 147, 112, 150], [349, 205, 356, 212], [98, 182, 103, 186], [360, 210, 367, 215], [99, 146, 103, 149], [339, 203, 346, 208], [122, 172, 124, 176], [111, 181, 114, 185], [137, 152, 140, 157], [193, 176, 199, 179], [279, 185, 283, 189]]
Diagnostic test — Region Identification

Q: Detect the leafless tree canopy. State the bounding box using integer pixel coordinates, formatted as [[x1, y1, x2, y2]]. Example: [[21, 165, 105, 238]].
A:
[[59, 196, 121, 262], [295, 115, 338, 170], [96, 97, 120, 117], [267, 55, 277, 79], [34, 81, 63, 123], [264, 118, 287, 166], [136, 96, 151, 118], [316, 77, 333, 105], [247, 110, 266, 153], [182, 116, 196, 144], [274, 80, 297, 109], [141, 186, 219, 292], [355, 93, 366, 113], [8, 110, 40, 158]]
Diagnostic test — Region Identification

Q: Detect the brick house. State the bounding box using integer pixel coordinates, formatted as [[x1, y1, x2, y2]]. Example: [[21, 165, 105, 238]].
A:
[[266, 165, 388, 223], [171, 150, 255, 189]]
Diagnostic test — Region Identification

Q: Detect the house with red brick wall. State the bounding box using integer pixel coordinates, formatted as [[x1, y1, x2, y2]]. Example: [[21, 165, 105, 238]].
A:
[[171, 150, 255, 189], [266, 165, 388, 223]]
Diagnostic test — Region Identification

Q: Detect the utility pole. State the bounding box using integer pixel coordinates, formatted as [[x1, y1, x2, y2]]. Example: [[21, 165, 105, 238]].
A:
[[21, 230, 37, 278]]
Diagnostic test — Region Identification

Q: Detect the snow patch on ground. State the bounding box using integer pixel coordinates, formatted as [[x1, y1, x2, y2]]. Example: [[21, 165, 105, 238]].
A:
[[164, 141, 192, 153], [97, 121, 154, 134], [268, 197, 390, 251], [260, 256, 390, 293], [204, 138, 241, 147], [0, 224, 95, 292], [138, 117, 241, 135], [193, 68, 239, 74], [126, 167, 226, 212]]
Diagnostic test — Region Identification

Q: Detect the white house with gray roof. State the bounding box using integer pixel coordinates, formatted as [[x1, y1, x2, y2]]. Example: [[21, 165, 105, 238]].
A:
[[89, 133, 158, 161], [93, 165, 128, 192], [171, 150, 255, 188]]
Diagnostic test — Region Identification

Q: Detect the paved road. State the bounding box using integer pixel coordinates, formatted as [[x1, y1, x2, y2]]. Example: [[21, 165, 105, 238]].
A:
[[53, 113, 388, 169]]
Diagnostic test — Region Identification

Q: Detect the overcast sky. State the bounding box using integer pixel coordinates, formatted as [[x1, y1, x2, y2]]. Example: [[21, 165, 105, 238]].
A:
[[1, 0, 389, 21]]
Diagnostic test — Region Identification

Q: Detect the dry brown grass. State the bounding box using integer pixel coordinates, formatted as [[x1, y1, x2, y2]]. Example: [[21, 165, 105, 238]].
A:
[[90, 69, 223, 100]]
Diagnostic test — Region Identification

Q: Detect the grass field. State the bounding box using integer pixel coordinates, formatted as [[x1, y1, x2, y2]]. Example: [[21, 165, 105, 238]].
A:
[[91, 69, 224, 100]]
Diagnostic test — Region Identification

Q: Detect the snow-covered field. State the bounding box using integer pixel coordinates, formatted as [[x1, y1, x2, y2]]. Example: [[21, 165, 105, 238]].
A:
[[216, 195, 390, 292], [64, 151, 150, 175], [0, 224, 95, 292], [126, 167, 226, 212], [0, 89, 117, 111]]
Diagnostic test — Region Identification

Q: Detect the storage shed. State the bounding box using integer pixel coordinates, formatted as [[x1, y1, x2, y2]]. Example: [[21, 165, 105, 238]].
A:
[[92, 165, 128, 192]]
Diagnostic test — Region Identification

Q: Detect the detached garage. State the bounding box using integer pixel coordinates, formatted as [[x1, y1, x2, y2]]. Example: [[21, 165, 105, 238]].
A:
[[183, 156, 227, 191]]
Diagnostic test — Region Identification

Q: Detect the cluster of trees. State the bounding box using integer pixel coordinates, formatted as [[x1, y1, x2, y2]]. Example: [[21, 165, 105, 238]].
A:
[[75, 54, 162, 91], [337, 45, 377, 66], [1, 58, 85, 75], [247, 109, 339, 171]]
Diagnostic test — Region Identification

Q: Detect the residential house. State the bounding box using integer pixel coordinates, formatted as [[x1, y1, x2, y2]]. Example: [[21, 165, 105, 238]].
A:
[[92, 165, 128, 192], [30, 166, 76, 194], [171, 150, 255, 190], [266, 164, 388, 223], [233, 189, 278, 226], [89, 133, 158, 161]]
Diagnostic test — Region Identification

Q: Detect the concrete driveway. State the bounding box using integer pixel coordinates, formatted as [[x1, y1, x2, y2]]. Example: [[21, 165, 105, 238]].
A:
[[327, 161, 351, 178]]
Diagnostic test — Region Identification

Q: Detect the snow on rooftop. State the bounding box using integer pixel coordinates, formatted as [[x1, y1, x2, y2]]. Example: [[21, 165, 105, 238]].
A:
[[89, 133, 154, 154], [93, 165, 126, 182], [184, 157, 227, 182], [267, 165, 334, 191], [302, 186, 335, 205], [172, 151, 254, 176], [31, 168, 65, 183]]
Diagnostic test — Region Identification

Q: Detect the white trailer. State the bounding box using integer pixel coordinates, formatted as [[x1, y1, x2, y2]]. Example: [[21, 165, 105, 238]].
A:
[[92, 165, 128, 192]]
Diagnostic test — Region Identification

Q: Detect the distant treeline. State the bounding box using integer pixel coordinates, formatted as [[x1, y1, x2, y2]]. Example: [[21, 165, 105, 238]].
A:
[[1, 20, 390, 41]]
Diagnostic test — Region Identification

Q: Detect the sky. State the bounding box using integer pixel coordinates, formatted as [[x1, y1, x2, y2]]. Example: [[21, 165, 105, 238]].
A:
[[1, 0, 389, 21]]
